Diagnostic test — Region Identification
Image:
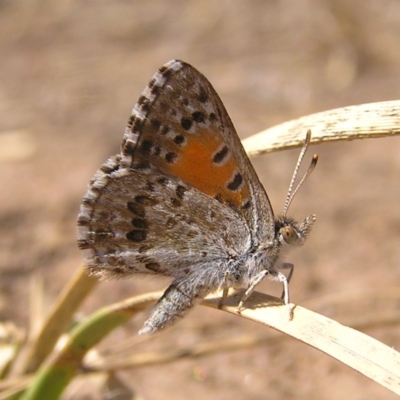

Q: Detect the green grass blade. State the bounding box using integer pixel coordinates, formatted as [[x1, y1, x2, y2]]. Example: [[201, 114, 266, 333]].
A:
[[20, 292, 160, 400]]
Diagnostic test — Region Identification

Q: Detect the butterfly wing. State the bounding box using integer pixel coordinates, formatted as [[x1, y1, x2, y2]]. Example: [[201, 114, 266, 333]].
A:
[[77, 60, 275, 279]]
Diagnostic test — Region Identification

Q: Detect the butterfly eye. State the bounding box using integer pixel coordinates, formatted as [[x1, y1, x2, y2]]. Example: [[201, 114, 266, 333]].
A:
[[280, 225, 297, 244]]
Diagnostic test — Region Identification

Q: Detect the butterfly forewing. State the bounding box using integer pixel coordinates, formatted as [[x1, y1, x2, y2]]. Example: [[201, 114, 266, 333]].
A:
[[121, 60, 275, 242]]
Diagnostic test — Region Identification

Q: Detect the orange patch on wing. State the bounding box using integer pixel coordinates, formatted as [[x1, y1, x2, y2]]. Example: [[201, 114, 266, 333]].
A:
[[164, 127, 249, 207]]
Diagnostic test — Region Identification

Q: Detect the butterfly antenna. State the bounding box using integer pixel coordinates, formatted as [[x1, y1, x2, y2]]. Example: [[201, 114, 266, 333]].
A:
[[283, 130, 318, 217]]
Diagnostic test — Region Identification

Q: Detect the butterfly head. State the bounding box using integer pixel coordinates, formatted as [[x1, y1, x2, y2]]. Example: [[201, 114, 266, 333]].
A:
[[275, 214, 316, 247]]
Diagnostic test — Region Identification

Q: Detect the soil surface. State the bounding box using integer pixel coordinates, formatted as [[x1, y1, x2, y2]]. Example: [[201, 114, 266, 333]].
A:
[[1, 1, 400, 399]]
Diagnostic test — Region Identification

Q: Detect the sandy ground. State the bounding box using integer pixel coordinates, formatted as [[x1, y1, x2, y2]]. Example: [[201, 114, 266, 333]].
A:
[[1, 1, 400, 399]]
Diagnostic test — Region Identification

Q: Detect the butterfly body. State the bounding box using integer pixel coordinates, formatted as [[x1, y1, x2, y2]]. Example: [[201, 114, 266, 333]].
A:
[[77, 60, 316, 334]]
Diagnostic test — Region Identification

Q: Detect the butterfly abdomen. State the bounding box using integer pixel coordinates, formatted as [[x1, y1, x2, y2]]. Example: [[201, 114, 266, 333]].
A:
[[139, 279, 207, 334]]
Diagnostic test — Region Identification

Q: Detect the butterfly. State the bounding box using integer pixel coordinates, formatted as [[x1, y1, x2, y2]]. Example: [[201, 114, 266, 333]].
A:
[[77, 60, 318, 335]]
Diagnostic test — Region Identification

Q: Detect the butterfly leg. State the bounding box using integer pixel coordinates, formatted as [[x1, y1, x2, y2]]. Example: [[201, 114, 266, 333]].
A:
[[277, 263, 294, 302], [218, 288, 229, 309], [238, 270, 268, 311], [218, 270, 232, 309], [276, 271, 290, 304]]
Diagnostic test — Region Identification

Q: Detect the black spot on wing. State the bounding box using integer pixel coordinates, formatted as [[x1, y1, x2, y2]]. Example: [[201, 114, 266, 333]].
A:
[[174, 135, 185, 145], [227, 173, 243, 191], [156, 177, 169, 185], [126, 230, 147, 242], [215, 194, 224, 204], [197, 88, 209, 103], [209, 113, 217, 122], [127, 201, 145, 217], [165, 152, 177, 163], [171, 198, 182, 207], [192, 111, 205, 123], [145, 262, 162, 272], [241, 199, 251, 210], [181, 117, 192, 130], [133, 160, 150, 170], [131, 218, 148, 229], [213, 145, 229, 164], [138, 139, 153, 156], [176, 185, 187, 199]]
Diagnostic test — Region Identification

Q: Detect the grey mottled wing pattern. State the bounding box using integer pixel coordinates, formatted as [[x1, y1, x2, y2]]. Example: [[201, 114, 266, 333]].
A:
[[78, 155, 250, 278]]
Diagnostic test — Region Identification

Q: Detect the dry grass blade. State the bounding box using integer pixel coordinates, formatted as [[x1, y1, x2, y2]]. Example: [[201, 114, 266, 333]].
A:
[[86, 288, 400, 375], [243, 100, 400, 155], [203, 290, 400, 395]]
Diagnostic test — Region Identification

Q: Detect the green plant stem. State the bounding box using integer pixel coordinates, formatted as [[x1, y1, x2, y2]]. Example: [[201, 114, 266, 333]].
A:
[[20, 293, 159, 400]]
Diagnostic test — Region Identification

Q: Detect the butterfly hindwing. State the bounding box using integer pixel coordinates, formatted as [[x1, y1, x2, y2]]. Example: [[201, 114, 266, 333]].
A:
[[78, 154, 251, 279]]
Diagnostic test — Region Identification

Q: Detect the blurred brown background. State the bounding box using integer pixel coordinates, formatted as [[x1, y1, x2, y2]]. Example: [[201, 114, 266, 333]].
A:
[[1, 1, 400, 399]]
